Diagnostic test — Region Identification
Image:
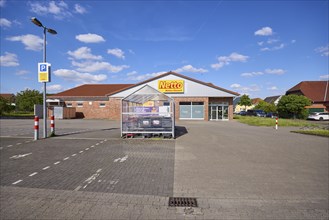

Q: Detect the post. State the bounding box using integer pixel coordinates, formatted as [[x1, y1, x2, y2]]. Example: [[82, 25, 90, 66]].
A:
[[43, 27, 47, 138], [50, 115, 55, 135], [34, 116, 39, 140], [275, 117, 278, 130]]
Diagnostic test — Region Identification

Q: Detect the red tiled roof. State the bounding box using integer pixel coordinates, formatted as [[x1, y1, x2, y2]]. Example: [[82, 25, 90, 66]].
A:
[[286, 81, 329, 102], [252, 98, 262, 105], [0, 93, 15, 100], [52, 84, 134, 97], [107, 71, 240, 96]]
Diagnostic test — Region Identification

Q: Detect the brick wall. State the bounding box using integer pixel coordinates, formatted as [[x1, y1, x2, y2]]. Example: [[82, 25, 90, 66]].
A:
[[62, 96, 234, 121], [64, 100, 111, 119]]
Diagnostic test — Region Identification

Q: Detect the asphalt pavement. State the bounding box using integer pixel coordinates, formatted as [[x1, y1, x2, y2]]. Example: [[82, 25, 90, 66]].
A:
[[0, 119, 328, 219]]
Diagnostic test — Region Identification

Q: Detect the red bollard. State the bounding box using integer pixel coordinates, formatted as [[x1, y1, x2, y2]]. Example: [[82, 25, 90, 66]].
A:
[[34, 116, 39, 140], [50, 115, 55, 135]]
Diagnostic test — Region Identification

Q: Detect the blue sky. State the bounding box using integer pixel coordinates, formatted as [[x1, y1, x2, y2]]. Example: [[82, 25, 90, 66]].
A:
[[1, 0, 328, 99]]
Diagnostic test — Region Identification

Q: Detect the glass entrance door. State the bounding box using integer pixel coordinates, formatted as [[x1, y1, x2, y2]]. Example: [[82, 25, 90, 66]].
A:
[[209, 104, 229, 120]]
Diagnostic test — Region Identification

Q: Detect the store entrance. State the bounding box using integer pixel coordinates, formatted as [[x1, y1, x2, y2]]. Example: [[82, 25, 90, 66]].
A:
[[209, 104, 228, 120]]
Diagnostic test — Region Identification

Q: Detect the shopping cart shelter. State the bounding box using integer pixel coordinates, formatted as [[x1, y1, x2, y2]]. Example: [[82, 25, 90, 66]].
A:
[[121, 85, 175, 138]]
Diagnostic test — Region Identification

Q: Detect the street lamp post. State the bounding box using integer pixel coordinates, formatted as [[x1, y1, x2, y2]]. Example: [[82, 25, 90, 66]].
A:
[[31, 17, 57, 138]]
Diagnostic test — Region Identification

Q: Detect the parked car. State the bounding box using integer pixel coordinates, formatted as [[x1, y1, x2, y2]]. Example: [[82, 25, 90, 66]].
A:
[[239, 111, 247, 116], [246, 109, 266, 117], [266, 112, 278, 118], [307, 112, 329, 121]]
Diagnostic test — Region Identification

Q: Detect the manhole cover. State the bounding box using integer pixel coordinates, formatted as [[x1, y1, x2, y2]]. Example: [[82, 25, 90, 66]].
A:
[[168, 197, 198, 207]]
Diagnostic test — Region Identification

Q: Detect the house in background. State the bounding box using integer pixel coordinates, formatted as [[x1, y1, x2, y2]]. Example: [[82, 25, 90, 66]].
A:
[[0, 93, 16, 106], [234, 97, 262, 113], [264, 95, 282, 106], [286, 81, 329, 112]]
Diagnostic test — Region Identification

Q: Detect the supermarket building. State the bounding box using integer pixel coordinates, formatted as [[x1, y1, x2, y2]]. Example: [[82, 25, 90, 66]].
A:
[[50, 72, 239, 121]]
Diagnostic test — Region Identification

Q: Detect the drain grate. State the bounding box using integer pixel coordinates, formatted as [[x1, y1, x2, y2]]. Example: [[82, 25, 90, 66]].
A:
[[168, 197, 198, 207]]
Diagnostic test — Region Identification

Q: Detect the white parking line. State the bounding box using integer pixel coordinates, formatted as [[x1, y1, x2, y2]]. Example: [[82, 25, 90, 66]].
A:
[[29, 172, 38, 177], [85, 148, 89, 151], [72, 154, 77, 157], [79, 151, 83, 153], [12, 180, 22, 185], [42, 166, 50, 170], [63, 157, 69, 160], [16, 143, 22, 145], [91, 145, 95, 148], [54, 161, 60, 165], [96, 143, 99, 146], [7, 145, 13, 148]]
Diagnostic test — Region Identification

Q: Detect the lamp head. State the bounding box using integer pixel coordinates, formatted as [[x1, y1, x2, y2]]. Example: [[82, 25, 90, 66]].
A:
[[31, 17, 43, 27], [47, 28, 57, 35]]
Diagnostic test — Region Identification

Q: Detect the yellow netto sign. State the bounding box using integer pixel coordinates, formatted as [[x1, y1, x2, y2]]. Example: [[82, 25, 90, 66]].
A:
[[158, 80, 184, 93]]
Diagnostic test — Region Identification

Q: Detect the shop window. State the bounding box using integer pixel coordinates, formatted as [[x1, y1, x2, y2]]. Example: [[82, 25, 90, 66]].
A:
[[77, 102, 83, 107], [99, 103, 106, 108], [179, 102, 204, 119], [66, 103, 72, 107]]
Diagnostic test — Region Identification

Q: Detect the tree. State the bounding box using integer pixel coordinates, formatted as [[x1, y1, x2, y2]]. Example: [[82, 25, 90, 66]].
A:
[[277, 95, 312, 119], [254, 100, 277, 113], [238, 94, 252, 111], [16, 89, 43, 112], [0, 96, 10, 115]]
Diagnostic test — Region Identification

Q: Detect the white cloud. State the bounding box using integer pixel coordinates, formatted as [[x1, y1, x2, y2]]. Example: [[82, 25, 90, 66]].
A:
[[0, 18, 11, 28], [126, 71, 137, 76], [175, 65, 208, 73], [107, 48, 125, 59], [257, 41, 264, 46], [76, 33, 105, 43], [6, 34, 43, 51], [267, 86, 278, 90], [0, 0, 6, 7], [315, 45, 329, 56], [265, 68, 286, 75], [29, 1, 71, 19], [47, 84, 63, 92], [267, 38, 279, 44], [261, 43, 285, 51], [255, 27, 273, 36], [72, 60, 129, 73], [211, 52, 249, 70], [241, 71, 263, 77], [16, 70, 29, 75], [68, 47, 102, 60], [54, 69, 107, 83], [319, 74, 329, 80], [127, 71, 166, 81], [230, 84, 241, 89], [74, 4, 86, 14], [0, 52, 19, 67]]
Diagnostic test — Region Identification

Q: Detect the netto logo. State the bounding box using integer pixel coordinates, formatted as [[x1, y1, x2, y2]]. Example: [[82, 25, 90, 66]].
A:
[[158, 80, 183, 90]]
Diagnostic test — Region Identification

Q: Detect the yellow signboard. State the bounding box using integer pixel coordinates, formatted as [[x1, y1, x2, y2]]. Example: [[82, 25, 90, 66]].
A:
[[38, 72, 49, 82], [158, 80, 184, 93]]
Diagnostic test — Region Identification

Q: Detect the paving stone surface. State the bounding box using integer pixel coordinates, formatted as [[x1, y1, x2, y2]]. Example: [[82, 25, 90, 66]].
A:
[[0, 119, 328, 219]]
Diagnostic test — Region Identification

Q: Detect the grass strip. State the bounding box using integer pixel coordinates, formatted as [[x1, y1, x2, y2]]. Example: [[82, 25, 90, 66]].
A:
[[291, 129, 329, 137], [234, 115, 318, 127]]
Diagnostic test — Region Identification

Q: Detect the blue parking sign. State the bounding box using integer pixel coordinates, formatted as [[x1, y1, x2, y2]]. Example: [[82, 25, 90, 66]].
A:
[[39, 64, 47, 72]]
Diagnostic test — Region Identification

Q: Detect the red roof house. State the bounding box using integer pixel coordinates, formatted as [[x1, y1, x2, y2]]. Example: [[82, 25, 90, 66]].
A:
[[286, 81, 329, 112]]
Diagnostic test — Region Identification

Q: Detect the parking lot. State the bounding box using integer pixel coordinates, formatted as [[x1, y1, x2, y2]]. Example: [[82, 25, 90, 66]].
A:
[[0, 119, 328, 219]]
